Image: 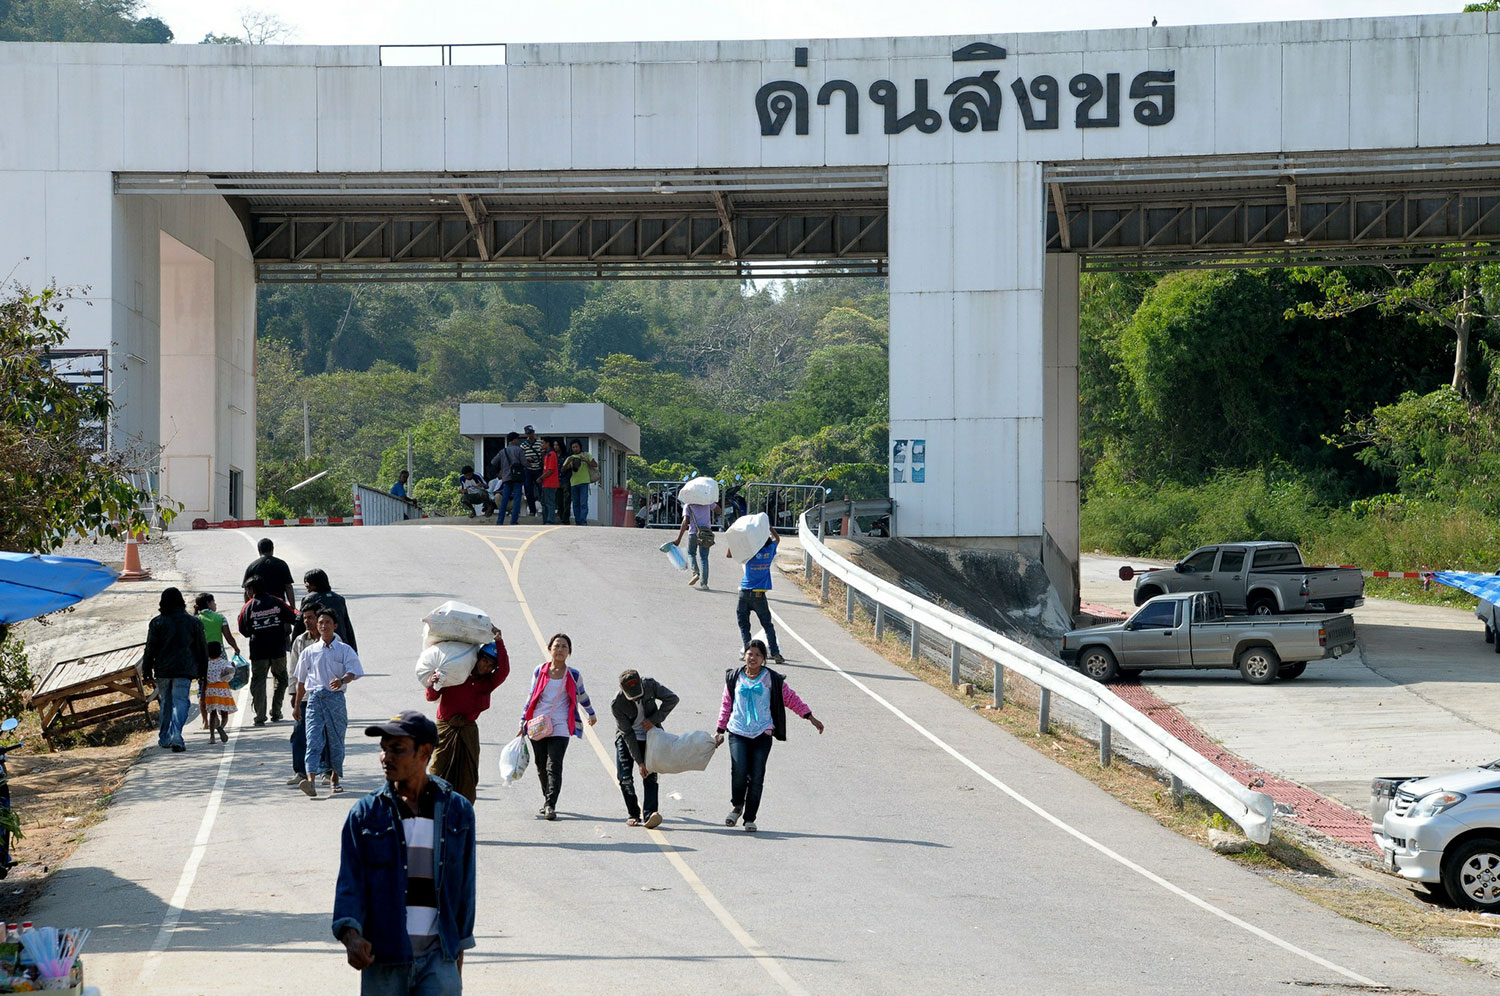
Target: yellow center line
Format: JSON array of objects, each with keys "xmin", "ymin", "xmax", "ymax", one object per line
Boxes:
[{"xmin": 443, "ymin": 525, "xmax": 810, "ymax": 996}]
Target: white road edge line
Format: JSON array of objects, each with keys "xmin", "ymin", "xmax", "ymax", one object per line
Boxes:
[
  {"xmin": 137, "ymin": 687, "xmax": 249, "ymax": 985},
  {"xmin": 769, "ymin": 608, "xmax": 1381, "ymax": 989}
]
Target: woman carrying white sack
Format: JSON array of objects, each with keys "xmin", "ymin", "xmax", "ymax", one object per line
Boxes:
[
  {"xmin": 609, "ymin": 669, "xmax": 679, "ymax": 829},
  {"xmin": 668, "ymin": 476, "xmax": 719, "ymax": 591},
  {"xmin": 423, "ymin": 628, "xmax": 508, "ymax": 804}
]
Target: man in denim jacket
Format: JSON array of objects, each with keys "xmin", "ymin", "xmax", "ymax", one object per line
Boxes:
[{"xmin": 333, "ymin": 711, "xmax": 477, "ymax": 995}]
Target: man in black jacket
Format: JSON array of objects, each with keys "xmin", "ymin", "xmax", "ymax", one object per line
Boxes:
[
  {"xmin": 141, "ymin": 587, "xmax": 209, "ymax": 753},
  {"xmin": 242, "ymin": 537, "xmax": 295, "ymax": 607},
  {"xmin": 609, "ymin": 669, "xmax": 679, "ymax": 829},
  {"xmin": 238, "ymin": 577, "xmax": 296, "ymax": 726},
  {"xmin": 300, "ymin": 568, "xmax": 357, "ymax": 652}
]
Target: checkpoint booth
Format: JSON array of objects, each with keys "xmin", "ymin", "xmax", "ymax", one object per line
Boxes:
[{"xmin": 459, "ymin": 403, "xmax": 641, "ymax": 526}]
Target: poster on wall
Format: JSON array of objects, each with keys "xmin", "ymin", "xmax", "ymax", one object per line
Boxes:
[{"xmin": 892, "ymin": 439, "xmax": 926, "ymax": 484}]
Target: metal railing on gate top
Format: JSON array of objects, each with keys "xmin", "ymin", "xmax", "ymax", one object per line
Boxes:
[
  {"xmin": 354, "ymin": 483, "xmax": 422, "ymax": 526},
  {"xmin": 800, "ymin": 500, "xmax": 1276, "ymax": 844},
  {"xmin": 746, "ymin": 482, "xmax": 829, "ymax": 534}
]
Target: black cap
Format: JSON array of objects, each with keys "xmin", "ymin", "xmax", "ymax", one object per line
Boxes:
[
  {"xmin": 524, "ymin": 424, "xmax": 535, "ymax": 432},
  {"xmin": 365, "ymin": 710, "xmax": 438, "ymax": 746},
  {"xmin": 619, "ymin": 669, "xmax": 643, "ymax": 699}
]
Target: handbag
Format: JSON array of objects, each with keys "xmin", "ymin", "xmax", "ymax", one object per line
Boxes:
[
  {"xmin": 527, "ymin": 715, "xmax": 554, "ymax": 740},
  {"xmin": 695, "ymin": 529, "xmax": 716, "ymax": 548},
  {"xmin": 228, "ymin": 654, "xmax": 250, "ymax": 690}
]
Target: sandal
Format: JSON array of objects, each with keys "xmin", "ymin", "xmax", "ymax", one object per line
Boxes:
[{"xmin": 626, "ymin": 817, "xmax": 642, "ymax": 827}]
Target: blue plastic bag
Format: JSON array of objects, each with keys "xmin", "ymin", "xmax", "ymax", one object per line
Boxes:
[
  {"xmin": 659, "ymin": 542, "xmax": 688, "ymax": 571},
  {"xmin": 228, "ymin": 653, "xmax": 250, "ymax": 691}
]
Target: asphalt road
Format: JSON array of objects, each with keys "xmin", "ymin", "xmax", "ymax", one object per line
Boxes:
[{"xmin": 24, "ymin": 526, "xmax": 1497, "ymax": 994}]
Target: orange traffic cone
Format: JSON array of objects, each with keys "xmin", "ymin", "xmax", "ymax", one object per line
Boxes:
[
  {"xmin": 120, "ymin": 529, "xmax": 152, "ymax": 581},
  {"xmin": 353, "ymin": 491, "xmax": 363, "ymax": 526}
]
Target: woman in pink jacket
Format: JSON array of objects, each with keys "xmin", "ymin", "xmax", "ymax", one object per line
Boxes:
[
  {"xmin": 713, "ymin": 639, "xmax": 824, "ymax": 832},
  {"xmin": 518, "ymin": 633, "xmax": 596, "ymax": 821}
]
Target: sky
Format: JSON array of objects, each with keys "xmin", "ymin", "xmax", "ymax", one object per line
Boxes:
[{"xmin": 144, "ymin": 1, "xmax": 1475, "ymax": 48}]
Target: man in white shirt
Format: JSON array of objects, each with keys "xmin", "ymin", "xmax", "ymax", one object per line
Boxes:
[{"xmin": 293, "ymin": 609, "xmax": 364, "ymax": 797}]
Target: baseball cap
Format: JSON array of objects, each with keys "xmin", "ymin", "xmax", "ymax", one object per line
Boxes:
[
  {"xmin": 524, "ymin": 424, "xmax": 535, "ymax": 432},
  {"xmin": 365, "ymin": 710, "xmax": 438, "ymax": 746},
  {"xmin": 618, "ymin": 669, "xmax": 643, "ymax": 699}
]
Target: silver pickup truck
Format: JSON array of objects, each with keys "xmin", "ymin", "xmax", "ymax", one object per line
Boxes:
[
  {"xmin": 1061, "ymin": 591, "xmax": 1357, "ymax": 683},
  {"xmin": 1128, "ymin": 541, "xmax": 1365, "ymax": 615}
]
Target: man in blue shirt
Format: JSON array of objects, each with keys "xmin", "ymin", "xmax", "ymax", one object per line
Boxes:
[
  {"xmin": 730, "ymin": 535, "xmax": 785, "ymax": 665},
  {"xmin": 334, "ymin": 710, "xmax": 476, "ymax": 994},
  {"xmin": 390, "ymin": 471, "xmax": 409, "ymax": 498}
]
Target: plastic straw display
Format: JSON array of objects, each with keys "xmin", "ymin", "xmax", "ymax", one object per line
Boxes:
[{"xmin": 18, "ymin": 927, "xmax": 88, "ymax": 981}]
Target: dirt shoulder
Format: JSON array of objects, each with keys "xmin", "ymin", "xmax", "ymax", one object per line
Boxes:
[{"xmin": 0, "ymin": 535, "xmax": 185, "ymax": 922}]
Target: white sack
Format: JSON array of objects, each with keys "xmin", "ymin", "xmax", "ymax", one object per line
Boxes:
[
  {"xmin": 498, "ymin": 734, "xmax": 530, "ymax": 782},
  {"xmin": 677, "ymin": 476, "xmax": 720, "ymax": 507},
  {"xmin": 422, "ymin": 600, "xmax": 492, "ymax": 644},
  {"xmin": 645, "ymin": 727, "xmax": 719, "ymax": 774},
  {"xmin": 415, "ymin": 641, "xmax": 479, "ymax": 688},
  {"xmin": 724, "ymin": 512, "xmax": 772, "ymax": 563}
]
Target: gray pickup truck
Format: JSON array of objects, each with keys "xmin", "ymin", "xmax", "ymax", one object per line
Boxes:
[
  {"xmin": 1128, "ymin": 541, "xmax": 1365, "ymax": 615},
  {"xmin": 1061, "ymin": 591, "xmax": 1357, "ymax": 683}
]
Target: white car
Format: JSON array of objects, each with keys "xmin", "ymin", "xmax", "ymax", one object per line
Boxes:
[{"xmin": 1372, "ymin": 763, "xmax": 1500, "ymax": 912}]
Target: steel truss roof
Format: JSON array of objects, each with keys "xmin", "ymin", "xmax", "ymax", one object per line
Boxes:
[
  {"xmin": 116, "ymin": 168, "xmax": 888, "ymax": 282},
  {"xmin": 1047, "ymin": 147, "xmax": 1500, "ymax": 271}
]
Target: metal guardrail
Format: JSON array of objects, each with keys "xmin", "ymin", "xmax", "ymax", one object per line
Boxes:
[
  {"xmin": 354, "ymin": 483, "xmax": 422, "ymax": 526},
  {"xmin": 800, "ymin": 500, "xmax": 1275, "ymax": 843}
]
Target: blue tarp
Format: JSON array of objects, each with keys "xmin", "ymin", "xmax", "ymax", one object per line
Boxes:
[
  {"xmin": 1432, "ymin": 570, "xmax": 1500, "ymax": 604},
  {"xmin": 0, "ymin": 552, "xmax": 118, "ymax": 625}
]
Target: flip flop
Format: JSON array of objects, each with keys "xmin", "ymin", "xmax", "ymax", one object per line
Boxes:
[{"xmin": 626, "ymin": 817, "xmax": 642, "ymax": 827}]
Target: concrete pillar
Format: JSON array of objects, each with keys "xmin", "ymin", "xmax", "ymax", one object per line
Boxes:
[{"xmin": 1044, "ymin": 253, "xmax": 1081, "ymax": 616}]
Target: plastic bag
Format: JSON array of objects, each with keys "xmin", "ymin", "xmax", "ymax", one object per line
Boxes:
[
  {"xmin": 724, "ymin": 512, "xmax": 772, "ymax": 563},
  {"xmin": 658, "ymin": 542, "xmax": 689, "ymax": 571},
  {"xmin": 678, "ymin": 476, "xmax": 720, "ymax": 506},
  {"xmin": 421, "ymin": 600, "xmax": 493, "ymax": 645},
  {"xmin": 415, "ymin": 641, "xmax": 479, "ymax": 689},
  {"xmin": 228, "ymin": 654, "xmax": 250, "ymax": 691},
  {"xmin": 645, "ymin": 727, "xmax": 719, "ymax": 774},
  {"xmin": 498, "ymin": 734, "xmax": 530, "ymax": 783}
]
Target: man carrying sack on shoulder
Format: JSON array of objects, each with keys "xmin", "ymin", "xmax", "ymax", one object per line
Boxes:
[{"xmin": 609, "ymin": 669, "xmax": 679, "ymax": 829}]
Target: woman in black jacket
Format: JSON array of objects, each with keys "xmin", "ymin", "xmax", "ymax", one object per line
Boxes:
[{"xmin": 142, "ymin": 587, "xmax": 208, "ymax": 752}]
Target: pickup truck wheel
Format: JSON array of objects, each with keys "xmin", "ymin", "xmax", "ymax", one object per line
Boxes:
[
  {"xmin": 1442, "ymin": 838, "xmax": 1500, "ymax": 912},
  {"xmin": 1237, "ymin": 646, "xmax": 1281, "ymax": 684},
  {"xmin": 1079, "ymin": 647, "xmax": 1120, "ymax": 683},
  {"xmin": 1247, "ymin": 597, "xmax": 1277, "ymax": 616},
  {"xmin": 1277, "ymin": 661, "xmax": 1307, "ymax": 679},
  {"xmin": 1134, "ymin": 586, "xmax": 1162, "ymax": 607}
]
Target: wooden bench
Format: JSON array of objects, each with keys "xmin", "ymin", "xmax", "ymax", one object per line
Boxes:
[{"xmin": 30, "ymin": 643, "xmax": 154, "ymax": 744}]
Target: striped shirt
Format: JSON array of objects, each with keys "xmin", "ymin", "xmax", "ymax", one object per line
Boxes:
[{"xmin": 397, "ymin": 782, "xmax": 439, "ymax": 955}]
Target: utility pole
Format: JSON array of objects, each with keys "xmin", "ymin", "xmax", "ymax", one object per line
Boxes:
[{"xmin": 303, "ymin": 400, "xmax": 311, "ymax": 460}]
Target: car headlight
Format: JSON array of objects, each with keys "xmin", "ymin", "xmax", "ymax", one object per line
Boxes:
[{"xmin": 1409, "ymin": 791, "xmax": 1466, "ymax": 818}]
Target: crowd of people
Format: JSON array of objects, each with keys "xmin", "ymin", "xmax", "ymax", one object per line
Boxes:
[
  {"xmin": 136, "ymin": 519, "xmax": 825, "ymax": 995},
  {"xmin": 439, "ymin": 425, "xmax": 601, "ymax": 527}
]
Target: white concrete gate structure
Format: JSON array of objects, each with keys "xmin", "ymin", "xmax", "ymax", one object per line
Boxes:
[{"xmin": 6, "ymin": 12, "xmax": 1500, "ymax": 607}]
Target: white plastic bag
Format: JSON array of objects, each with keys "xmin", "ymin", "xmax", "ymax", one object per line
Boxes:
[
  {"xmin": 498, "ymin": 734, "xmax": 530, "ymax": 783},
  {"xmin": 645, "ymin": 727, "xmax": 719, "ymax": 774},
  {"xmin": 724, "ymin": 512, "xmax": 772, "ymax": 563},
  {"xmin": 678, "ymin": 476, "xmax": 720, "ymax": 507},
  {"xmin": 422, "ymin": 600, "xmax": 492, "ymax": 644},
  {"xmin": 415, "ymin": 641, "xmax": 479, "ymax": 688}
]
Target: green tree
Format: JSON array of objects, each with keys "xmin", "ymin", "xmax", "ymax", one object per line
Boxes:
[
  {"xmin": 563, "ymin": 294, "xmax": 650, "ymax": 369},
  {"xmin": 0, "ymin": 285, "xmax": 174, "ymax": 551},
  {"xmin": 589, "ymin": 354, "xmax": 741, "ymax": 470},
  {"xmin": 0, "ymin": 0, "xmax": 172, "ymax": 41}
]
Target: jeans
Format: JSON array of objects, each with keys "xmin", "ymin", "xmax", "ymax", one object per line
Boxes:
[
  {"xmin": 614, "ymin": 733, "xmax": 657, "ymax": 820},
  {"xmin": 523, "ymin": 466, "xmax": 540, "ymax": 514},
  {"xmin": 539, "ymin": 482, "xmax": 556, "ymax": 523},
  {"xmin": 358, "ymin": 947, "xmax": 462, "ymax": 996},
  {"xmin": 571, "ymin": 483, "xmax": 590, "ymax": 525},
  {"xmin": 736, "ymin": 590, "xmax": 781, "ymax": 655},
  {"xmin": 156, "ymin": 677, "xmax": 193, "ymax": 748},
  {"xmin": 554, "ymin": 486, "xmax": 571, "ymax": 525},
  {"xmin": 291, "ymin": 709, "xmax": 332, "ymax": 777},
  {"xmin": 496, "ymin": 481, "xmax": 523, "ymax": 524},
  {"xmin": 304, "ymin": 688, "xmax": 348, "ymax": 778},
  {"xmin": 687, "ymin": 533, "xmax": 710, "ymax": 584},
  {"xmin": 533, "ymin": 736, "xmax": 569, "ymax": 808},
  {"xmin": 251, "ymin": 655, "xmax": 288, "ymax": 724},
  {"xmin": 728, "ymin": 732, "xmax": 774, "ymax": 822}
]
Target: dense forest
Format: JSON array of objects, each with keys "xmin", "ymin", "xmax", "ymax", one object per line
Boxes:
[{"xmin": 254, "ymin": 279, "xmax": 890, "ymax": 518}]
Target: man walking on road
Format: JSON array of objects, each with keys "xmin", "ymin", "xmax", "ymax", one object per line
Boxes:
[
  {"xmin": 294, "ymin": 609, "xmax": 364, "ymax": 797},
  {"xmin": 142, "ymin": 587, "xmax": 208, "ymax": 753},
  {"xmin": 491, "ymin": 432, "xmax": 527, "ymax": 525},
  {"xmin": 334, "ymin": 710, "xmax": 476, "ymax": 995},
  {"xmin": 242, "ymin": 537, "xmax": 296, "ymax": 607},
  {"xmin": 609, "ymin": 669, "xmax": 678, "ymax": 829},
  {"xmin": 519, "ymin": 424, "xmax": 544, "ymax": 517},
  {"xmin": 301, "ymin": 568, "xmax": 358, "ymax": 651},
  {"xmin": 238, "ymin": 578, "xmax": 296, "ymax": 726}
]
